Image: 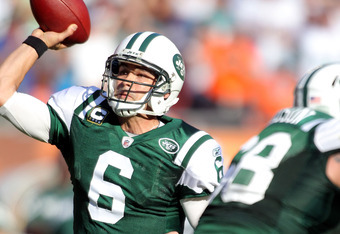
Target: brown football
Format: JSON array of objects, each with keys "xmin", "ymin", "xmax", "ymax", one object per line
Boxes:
[{"xmin": 29, "ymin": 0, "xmax": 91, "ymax": 45}]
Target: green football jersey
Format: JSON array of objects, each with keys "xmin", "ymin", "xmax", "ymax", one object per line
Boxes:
[
  {"xmin": 47, "ymin": 86, "xmax": 224, "ymax": 233},
  {"xmin": 196, "ymin": 107, "xmax": 340, "ymax": 234}
]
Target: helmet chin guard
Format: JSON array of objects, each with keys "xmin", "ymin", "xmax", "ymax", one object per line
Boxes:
[
  {"xmin": 100, "ymin": 31, "xmax": 185, "ymax": 117},
  {"xmin": 107, "ymin": 92, "xmax": 150, "ymax": 117}
]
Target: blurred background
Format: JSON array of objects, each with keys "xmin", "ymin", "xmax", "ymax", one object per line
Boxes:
[{"xmin": 1, "ymin": 0, "xmax": 340, "ymax": 233}]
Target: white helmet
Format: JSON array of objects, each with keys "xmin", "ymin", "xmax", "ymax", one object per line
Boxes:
[
  {"xmin": 101, "ymin": 31, "xmax": 185, "ymax": 117},
  {"xmin": 294, "ymin": 63, "xmax": 340, "ymax": 118}
]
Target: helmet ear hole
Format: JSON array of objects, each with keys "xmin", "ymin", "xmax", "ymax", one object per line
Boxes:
[
  {"xmin": 164, "ymin": 93, "xmax": 170, "ymax": 100},
  {"xmin": 111, "ymin": 59, "xmax": 119, "ymax": 75}
]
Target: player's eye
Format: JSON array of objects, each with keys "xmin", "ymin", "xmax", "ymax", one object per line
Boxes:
[{"xmin": 117, "ymin": 68, "xmax": 129, "ymax": 77}]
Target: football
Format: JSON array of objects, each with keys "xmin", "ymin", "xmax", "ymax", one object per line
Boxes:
[{"xmin": 29, "ymin": 0, "xmax": 91, "ymax": 45}]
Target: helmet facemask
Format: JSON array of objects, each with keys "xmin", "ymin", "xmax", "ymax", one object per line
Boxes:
[{"xmin": 101, "ymin": 55, "xmax": 171, "ymax": 117}]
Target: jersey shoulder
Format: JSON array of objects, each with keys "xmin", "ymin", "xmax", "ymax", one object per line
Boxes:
[
  {"xmin": 162, "ymin": 116, "xmax": 200, "ymax": 133},
  {"xmin": 314, "ymin": 118, "xmax": 340, "ymax": 153},
  {"xmin": 162, "ymin": 116, "xmax": 224, "ymax": 190},
  {"xmin": 161, "ymin": 116, "xmax": 217, "ymax": 161},
  {"xmin": 232, "ymin": 107, "xmax": 332, "ymax": 164},
  {"xmin": 47, "ymin": 86, "xmax": 103, "ymax": 129},
  {"xmin": 270, "ymin": 107, "xmax": 331, "ymax": 132}
]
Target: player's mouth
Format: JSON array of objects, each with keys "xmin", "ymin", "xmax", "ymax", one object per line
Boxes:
[{"xmin": 115, "ymin": 91, "xmax": 133, "ymax": 101}]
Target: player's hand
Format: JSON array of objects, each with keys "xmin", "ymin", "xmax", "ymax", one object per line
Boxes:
[{"xmin": 31, "ymin": 24, "xmax": 78, "ymax": 50}]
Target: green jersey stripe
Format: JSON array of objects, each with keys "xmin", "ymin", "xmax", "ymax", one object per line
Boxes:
[
  {"xmin": 76, "ymin": 94, "xmax": 106, "ymax": 120},
  {"xmin": 174, "ymin": 131, "xmax": 208, "ymax": 167},
  {"xmin": 74, "ymin": 90, "xmax": 101, "ymax": 116},
  {"xmin": 181, "ymin": 135, "xmax": 213, "ymax": 168}
]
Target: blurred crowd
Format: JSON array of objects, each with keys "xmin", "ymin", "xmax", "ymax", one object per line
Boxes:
[
  {"xmin": 2, "ymin": 0, "xmax": 340, "ymax": 233},
  {"xmin": 1, "ymin": 0, "xmax": 340, "ymax": 125}
]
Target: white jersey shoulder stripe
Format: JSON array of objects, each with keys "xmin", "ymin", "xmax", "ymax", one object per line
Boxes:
[
  {"xmin": 301, "ymin": 118, "xmax": 328, "ymax": 132},
  {"xmin": 314, "ymin": 119, "xmax": 340, "ymax": 153},
  {"xmin": 48, "ymin": 86, "xmax": 99, "ymax": 133},
  {"xmin": 174, "ymin": 130, "xmax": 208, "ymax": 167}
]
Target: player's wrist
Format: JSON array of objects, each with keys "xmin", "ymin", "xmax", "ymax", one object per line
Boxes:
[{"xmin": 22, "ymin": 36, "xmax": 48, "ymax": 58}]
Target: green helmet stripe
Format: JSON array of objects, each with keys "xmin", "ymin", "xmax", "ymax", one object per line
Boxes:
[
  {"xmin": 125, "ymin": 32, "xmax": 161, "ymax": 52},
  {"xmin": 302, "ymin": 74, "xmax": 312, "ymax": 107},
  {"xmin": 126, "ymin": 32, "xmax": 143, "ymax": 49},
  {"xmin": 296, "ymin": 65, "xmax": 325, "ymax": 107},
  {"xmin": 139, "ymin": 33, "xmax": 161, "ymax": 52}
]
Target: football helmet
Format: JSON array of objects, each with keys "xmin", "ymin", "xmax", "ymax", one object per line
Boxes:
[
  {"xmin": 101, "ymin": 31, "xmax": 185, "ymax": 117},
  {"xmin": 294, "ymin": 63, "xmax": 340, "ymax": 118}
]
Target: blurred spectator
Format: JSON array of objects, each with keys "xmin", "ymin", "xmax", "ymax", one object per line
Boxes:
[
  {"xmin": 67, "ymin": 0, "xmax": 119, "ymax": 87},
  {"xmin": 297, "ymin": 0, "xmax": 340, "ymax": 75},
  {"xmin": 229, "ymin": 0, "xmax": 306, "ymax": 72},
  {"xmin": 24, "ymin": 157, "xmax": 73, "ymax": 234},
  {"xmin": 0, "ymin": 0, "xmax": 13, "ymax": 50},
  {"xmin": 171, "ymin": 0, "xmax": 219, "ymax": 25},
  {"xmin": 201, "ymin": 30, "xmax": 264, "ymax": 109}
]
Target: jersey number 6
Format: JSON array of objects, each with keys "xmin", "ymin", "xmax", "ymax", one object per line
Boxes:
[{"xmin": 88, "ymin": 151, "xmax": 134, "ymax": 224}]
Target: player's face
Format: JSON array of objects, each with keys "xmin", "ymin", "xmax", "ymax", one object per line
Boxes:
[{"xmin": 114, "ymin": 63, "xmax": 156, "ymax": 102}]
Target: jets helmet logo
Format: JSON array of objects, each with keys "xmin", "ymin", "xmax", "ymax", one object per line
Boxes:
[{"xmin": 173, "ymin": 54, "xmax": 185, "ymax": 81}]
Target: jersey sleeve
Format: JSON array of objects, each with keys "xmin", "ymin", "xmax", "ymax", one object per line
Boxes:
[
  {"xmin": 47, "ymin": 86, "xmax": 98, "ymax": 144},
  {"xmin": 314, "ymin": 118, "xmax": 340, "ymax": 153},
  {"xmin": 0, "ymin": 92, "xmax": 50, "ymax": 142},
  {"xmin": 175, "ymin": 131, "xmax": 224, "ymax": 199}
]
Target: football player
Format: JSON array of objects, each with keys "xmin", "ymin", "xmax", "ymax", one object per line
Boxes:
[
  {"xmin": 0, "ymin": 25, "xmax": 224, "ymax": 233},
  {"xmin": 195, "ymin": 63, "xmax": 340, "ymax": 233}
]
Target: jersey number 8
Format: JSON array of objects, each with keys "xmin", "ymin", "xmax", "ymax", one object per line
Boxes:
[{"xmin": 222, "ymin": 132, "xmax": 292, "ymax": 205}]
